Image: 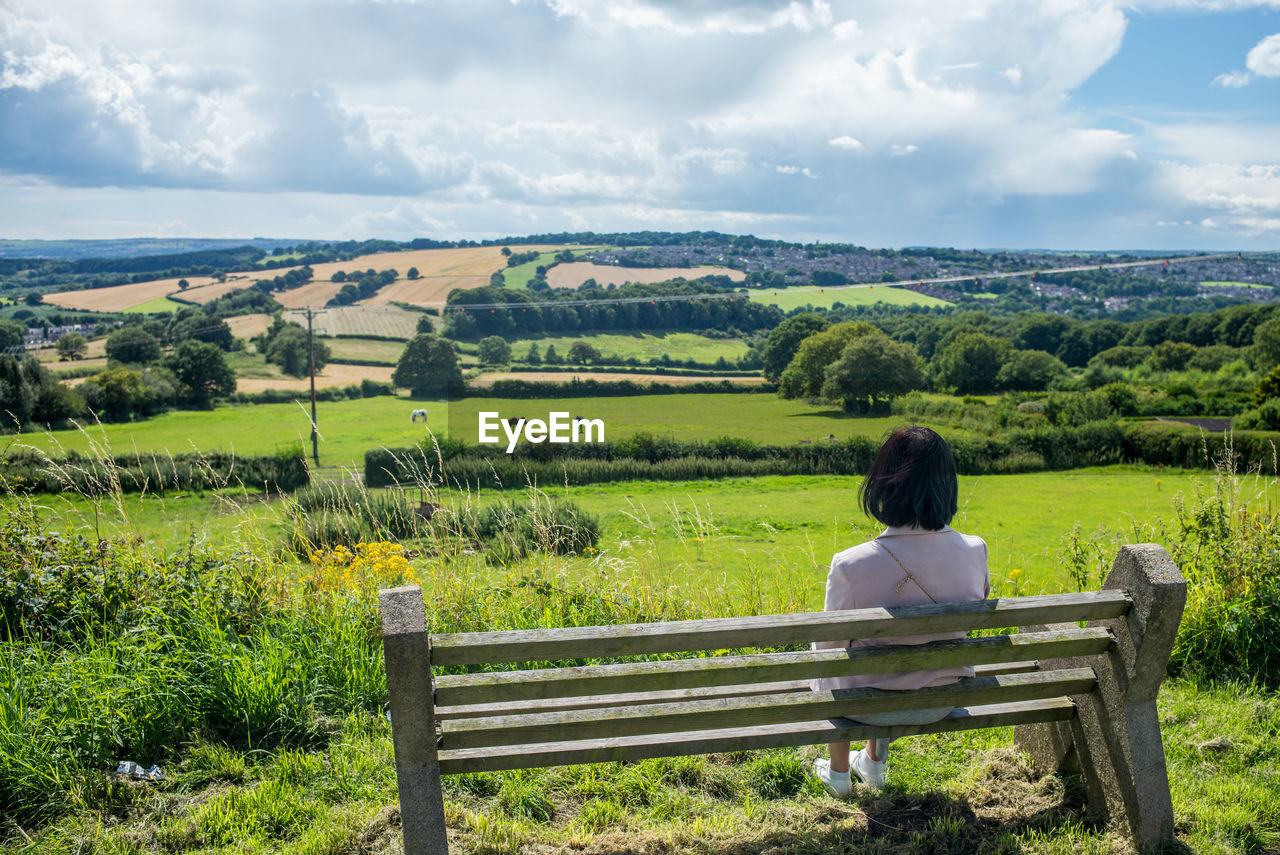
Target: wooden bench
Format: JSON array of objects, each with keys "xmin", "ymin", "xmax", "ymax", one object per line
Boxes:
[{"xmin": 379, "ymin": 543, "xmax": 1186, "ymax": 854}]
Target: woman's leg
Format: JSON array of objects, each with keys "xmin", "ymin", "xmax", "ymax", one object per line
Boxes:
[
  {"xmin": 828, "ymin": 741, "xmax": 851, "ymax": 773},
  {"xmin": 866, "ymin": 738, "xmax": 887, "ymax": 762}
]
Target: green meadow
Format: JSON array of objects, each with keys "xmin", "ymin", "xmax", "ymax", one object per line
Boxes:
[
  {"xmin": 122, "ymin": 296, "xmax": 188, "ymax": 313},
  {"xmin": 753, "ymin": 285, "xmax": 951, "ymax": 312},
  {"xmin": 499, "ymin": 331, "xmax": 751, "ymax": 363},
  {"xmin": 16, "ymin": 393, "xmax": 901, "ymax": 469}
]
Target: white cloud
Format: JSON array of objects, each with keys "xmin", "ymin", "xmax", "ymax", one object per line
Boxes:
[
  {"xmin": 828, "ymin": 135, "xmax": 863, "ymax": 150},
  {"xmin": 1247, "ymin": 32, "xmax": 1280, "ymax": 77},
  {"xmin": 1213, "ymin": 70, "xmax": 1252, "ymax": 87},
  {"xmin": 544, "ymin": 0, "xmax": 834, "ymax": 35},
  {"xmin": 1002, "ymin": 66, "xmax": 1023, "ymax": 85},
  {"xmin": 889, "ymin": 144, "xmax": 918, "ymax": 156}
]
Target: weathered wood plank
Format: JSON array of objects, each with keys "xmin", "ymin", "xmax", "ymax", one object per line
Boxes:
[
  {"xmin": 429, "ymin": 591, "xmax": 1131, "ymax": 666},
  {"xmin": 434, "ymin": 661, "xmax": 1045, "ymax": 721},
  {"xmin": 434, "ymin": 629, "xmax": 1111, "ymax": 707},
  {"xmin": 440, "ymin": 668, "xmax": 1096, "ymax": 751},
  {"xmin": 437, "ymin": 697, "xmax": 1077, "ymax": 774}
]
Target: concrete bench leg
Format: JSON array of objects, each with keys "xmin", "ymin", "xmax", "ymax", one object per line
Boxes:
[
  {"xmin": 1016, "ymin": 544, "xmax": 1185, "ymax": 852},
  {"xmin": 381, "ymin": 586, "xmax": 450, "ymax": 855}
]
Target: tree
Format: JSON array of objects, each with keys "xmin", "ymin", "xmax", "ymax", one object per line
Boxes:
[
  {"xmin": 820, "ymin": 334, "xmax": 925, "ymax": 414},
  {"xmin": 0, "ymin": 355, "xmax": 35, "ymax": 430},
  {"xmin": 177, "ymin": 278, "xmax": 190, "ymax": 290},
  {"xmin": 393, "ymin": 334, "xmax": 463, "ymax": 397},
  {"xmin": 1254, "ymin": 364, "xmax": 1280, "ymax": 406},
  {"xmin": 1251, "ymin": 317, "xmax": 1280, "ymax": 372},
  {"xmin": 996, "ymin": 349, "xmax": 1070, "ymax": 391},
  {"xmin": 170, "ymin": 310, "xmax": 233, "ymax": 350},
  {"xmin": 79, "ymin": 366, "xmax": 172, "ymax": 422},
  {"xmin": 544, "ymin": 344, "xmax": 561, "ymax": 365},
  {"xmin": 0, "ymin": 317, "xmax": 25, "ymax": 350},
  {"xmin": 416, "ymin": 314, "xmax": 434, "ymax": 334},
  {"xmin": 56, "ymin": 332, "xmax": 87, "ymax": 361},
  {"xmin": 779, "ymin": 321, "xmax": 877, "ymax": 399},
  {"xmin": 1146, "ymin": 340, "xmax": 1197, "ymax": 372},
  {"xmin": 759, "ymin": 313, "xmax": 828, "ymax": 382},
  {"xmin": 489, "ymin": 271, "xmax": 506, "ymax": 288},
  {"xmin": 525, "ymin": 343, "xmax": 542, "ymax": 365},
  {"xmin": 932, "ymin": 332, "xmax": 1012, "ymax": 394},
  {"xmin": 567, "ymin": 340, "xmax": 600, "ymax": 364},
  {"xmin": 266, "ymin": 323, "xmax": 329, "ymax": 378},
  {"xmin": 166, "ymin": 340, "xmax": 235, "ymax": 406},
  {"xmin": 477, "ymin": 335, "xmax": 513, "ymax": 364},
  {"xmin": 106, "ymin": 326, "xmax": 161, "ymax": 364},
  {"xmin": 407, "ymin": 267, "xmax": 420, "ymax": 280}
]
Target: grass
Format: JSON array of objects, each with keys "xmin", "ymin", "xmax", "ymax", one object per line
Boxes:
[
  {"xmin": 497, "ymin": 332, "xmax": 751, "ymax": 363},
  {"xmin": 123, "ymin": 296, "xmax": 188, "ymax": 313},
  {"xmin": 504, "ymin": 251, "xmax": 564, "ymax": 288},
  {"xmin": 753, "ymin": 285, "xmax": 951, "ymax": 311},
  {"xmin": 315, "ymin": 305, "xmax": 420, "ymax": 339},
  {"xmin": 15, "ymin": 393, "xmax": 910, "ymax": 470},
  {"xmin": 321, "ymin": 337, "xmax": 404, "ymax": 365},
  {"xmin": 4, "ymin": 471, "xmax": 1279, "ymax": 853}
]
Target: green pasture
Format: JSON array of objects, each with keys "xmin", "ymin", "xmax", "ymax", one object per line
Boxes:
[
  {"xmin": 8, "ymin": 466, "xmax": 1255, "ymax": 606},
  {"xmin": 122, "ymin": 296, "xmax": 186, "ymax": 313},
  {"xmin": 321, "ymin": 336, "xmax": 404, "ymax": 365},
  {"xmin": 17, "ymin": 393, "xmax": 904, "ymax": 470},
  {"xmin": 503, "ymin": 251, "xmax": 563, "ymax": 288},
  {"xmin": 753, "ymin": 285, "xmax": 951, "ymax": 312},
  {"xmin": 501, "ymin": 332, "xmax": 751, "ymax": 363},
  {"xmin": 1201, "ymin": 280, "xmax": 1272, "ymax": 290}
]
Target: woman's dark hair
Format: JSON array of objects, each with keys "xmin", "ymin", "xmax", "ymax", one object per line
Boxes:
[{"xmin": 860, "ymin": 426, "xmax": 958, "ymax": 530}]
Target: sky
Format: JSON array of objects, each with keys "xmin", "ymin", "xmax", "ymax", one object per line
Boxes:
[{"xmin": 0, "ymin": 0, "xmax": 1277, "ymax": 250}]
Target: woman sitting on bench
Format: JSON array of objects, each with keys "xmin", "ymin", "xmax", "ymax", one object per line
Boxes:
[{"xmin": 813, "ymin": 426, "xmax": 991, "ymax": 795}]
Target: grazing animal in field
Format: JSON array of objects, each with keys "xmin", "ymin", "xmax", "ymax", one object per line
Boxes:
[{"xmin": 411, "ymin": 409, "xmax": 428, "ymax": 423}]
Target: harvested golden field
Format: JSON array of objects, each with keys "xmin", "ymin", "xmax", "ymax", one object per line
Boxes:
[
  {"xmin": 470, "ymin": 371, "xmax": 766, "ymax": 387},
  {"xmin": 273, "ymin": 279, "xmax": 347, "ymax": 309},
  {"xmin": 362, "ymin": 245, "xmax": 573, "ymax": 307},
  {"xmin": 178, "ymin": 275, "xmax": 261, "ymax": 305},
  {"xmin": 225, "ymin": 313, "xmax": 272, "ymax": 339},
  {"xmin": 234, "ymin": 363, "xmax": 394, "ymax": 393},
  {"xmin": 44, "ymin": 276, "xmax": 216, "ymax": 312},
  {"xmin": 546, "ymin": 262, "xmax": 745, "ymax": 289}
]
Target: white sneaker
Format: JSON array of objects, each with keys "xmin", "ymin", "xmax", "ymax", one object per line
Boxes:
[
  {"xmin": 851, "ymin": 746, "xmax": 886, "ymax": 789},
  {"xmin": 813, "ymin": 758, "xmax": 852, "ymax": 798}
]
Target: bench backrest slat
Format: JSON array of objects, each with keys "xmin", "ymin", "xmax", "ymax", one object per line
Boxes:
[
  {"xmin": 433, "ymin": 626, "xmax": 1113, "ymax": 707},
  {"xmin": 427, "ymin": 591, "xmax": 1131, "ymax": 666},
  {"xmin": 439, "ymin": 667, "xmax": 1097, "ymax": 751}
]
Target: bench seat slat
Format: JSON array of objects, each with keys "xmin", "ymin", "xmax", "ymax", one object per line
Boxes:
[
  {"xmin": 439, "ymin": 667, "xmax": 1096, "ymax": 751},
  {"xmin": 434, "ymin": 662, "xmax": 1043, "ymax": 721},
  {"xmin": 429, "ymin": 591, "xmax": 1131, "ymax": 666},
  {"xmin": 437, "ymin": 697, "xmax": 1076, "ymax": 775},
  {"xmin": 433, "ymin": 628, "xmax": 1111, "ymax": 707}
]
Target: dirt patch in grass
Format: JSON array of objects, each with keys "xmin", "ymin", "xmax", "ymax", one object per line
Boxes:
[{"xmin": 546, "ymin": 262, "xmax": 746, "ymax": 289}]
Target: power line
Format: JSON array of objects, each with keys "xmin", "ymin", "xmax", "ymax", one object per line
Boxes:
[{"xmin": 288, "ymin": 307, "xmax": 326, "ymax": 466}]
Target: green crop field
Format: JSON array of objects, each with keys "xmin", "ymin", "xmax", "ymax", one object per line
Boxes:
[
  {"xmin": 322, "ymin": 336, "xmax": 404, "ymax": 364},
  {"xmin": 503, "ymin": 251, "xmax": 562, "ymax": 288},
  {"xmin": 505, "ymin": 332, "xmax": 751, "ymax": 362},
  {"xmin": 753, "ymin": 285, "xmax": 951, "ymax": 311},
  {"xmin": 122, "ymin": 296, "xmax": 187, "ymax": 313},
  {"xmin": 18, "ymin": 393, "xmax": 902, "ymax": 470}
]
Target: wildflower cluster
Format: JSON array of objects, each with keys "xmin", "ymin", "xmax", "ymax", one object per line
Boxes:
[{"xmin": 305, "ymin": 540, "xmax": 416, "ymax": 592}]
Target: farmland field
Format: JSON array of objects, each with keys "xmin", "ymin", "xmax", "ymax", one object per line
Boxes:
[
  {"xmin": 44, "ymin": 275, "xmax": 217, "ymax": 311},
  {"xmin": 178, "ymin": 275, "xmax": 260, "ymax": 304},
  {"xmin": 470, "ymin": 370, "xmax": 766, "ymax": 386},
  {"xmin": 225, "ymin": 312, "xmax": 272, "ymax": 338},
  {"xmin": 30, "ymin": 338, "xmax": 107, "ymax": 361},
  {"xmin": 754, "ymin": 284, "xmax": 952, "ymax": 311},
  {"xmin": 546, "ymin": 261, "xmax": 746, "ymax": 289},
  {"xmin": 20, "ymin": 392, "xmax": 904, "ymax": 470},
  {"xmin": 505, "ymin": 331, "xmax": 751, "ymax": 362},
  {"xmin": 123, "ymin": 296, "xmax": 189, "ymax": 313},
  {"xmin": 322, "ymin": 336, "xmax": 404, "ymax": 364},
  {"xmin": 318, "ymin": 304, "xmax": 420, "ymax": 338}
]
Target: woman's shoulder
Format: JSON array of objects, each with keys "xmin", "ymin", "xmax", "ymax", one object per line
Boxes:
[
  {"xmin": 946, "ymin": 527, "xmax": 989, "ymax": 560},
  {"xmin": 830, "ymin": 540, "xmax": 881, "ymax": 571}
]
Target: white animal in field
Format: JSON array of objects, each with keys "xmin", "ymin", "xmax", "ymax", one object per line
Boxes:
[{"xmin": 411, "ymin": 409, "xmax": 428, "ymax": 423}]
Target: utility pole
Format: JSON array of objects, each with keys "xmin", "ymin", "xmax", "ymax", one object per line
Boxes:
[{"xmin": 289, "ymin": 307, "xmax": 325, "ymax": 465}]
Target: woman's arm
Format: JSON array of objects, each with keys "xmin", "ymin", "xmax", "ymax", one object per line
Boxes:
[{"xmin": 813, "ymin": 559, "xmax": 856, "ymax": 651}]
